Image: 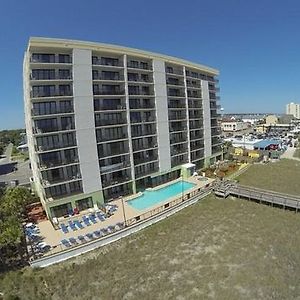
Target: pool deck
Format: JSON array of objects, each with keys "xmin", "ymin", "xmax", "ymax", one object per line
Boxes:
[{"xmin": 34, "ymin": 176, "xmax": 214, "ymax": 254}]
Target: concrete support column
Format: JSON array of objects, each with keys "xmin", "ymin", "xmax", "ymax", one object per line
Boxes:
[
  {"xmin": 153, "ymin": 59, "xmax": 171, "ymax": 172},
  {"xmin": 124, "ymin": 54, "xmax": 136, "ymax": 194},
  {"xmin": 202, "ymin": 80, "xmax": 212, "ymax": 163},
  {"xmin": 73, "ymin": 48, "xmax": 102, "ymax": 194}
]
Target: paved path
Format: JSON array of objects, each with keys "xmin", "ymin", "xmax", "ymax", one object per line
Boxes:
[
  {"xmin": 0, "ymin": 143, "xmax": 13, "ymax": 164},
  {"xmin": 281, "ymin": 146, "xmax": 300, "ymax": 161}
]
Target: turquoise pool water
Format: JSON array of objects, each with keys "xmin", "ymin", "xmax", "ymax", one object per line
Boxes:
[{"xmin": 127, "ymin": 181, "xmax": 196, "ymax": 211}]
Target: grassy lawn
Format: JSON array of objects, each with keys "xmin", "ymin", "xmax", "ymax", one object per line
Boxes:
[
  {"xmin": 237, "ymin": 159, "xmax": 300, "ymax": 195},
  {"xmin": 1, "ymin": 195, "xmax": 300, "ymax": 299},
  {"xmin": 294, "ymin": 148, "xmax": 300, "ymax": 159}
]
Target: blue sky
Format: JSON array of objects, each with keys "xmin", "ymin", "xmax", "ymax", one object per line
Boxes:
[{"xmin": 0, "ymin": 0, "xmax": 300, "ymax": 129}]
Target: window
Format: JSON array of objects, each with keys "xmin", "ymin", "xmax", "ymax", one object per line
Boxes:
[
  {"xmin": 58, "ymin": 54, "xmax": 71, "ymax": 63},
  {"xmin": 32, "ymin": 85, "xmax": 55, "ymax": 97},
  {"xmin": 59, "ymin": 100, "xmax": 73, "ymax": 113},
  {"xmin": 59, "ymin": 85, "xmax": 72, "ymax": 96},
  {"xmin": 61, "ymin": 116, "xmax": 74, "ymax": 130},
  {"xmin": 31, "ymin": 69, "xmax": 55, "ymax": 80},
  {"xmin": 59, "ymin": 69, "xmax": 71, "ymax": 79},
  {"xmin": 32, "ymin": 53, "xmax": 55, "ymax": 63},
  {"xmin": 36, "ymin": 135, "xmax": 60, "ymax": 150},
  {"xmin": 32, "ymin": 102, "xmax": 56, "ymax": 115},
  {"xmin": 61, "ymin": 132, "xmax": 76, "ymax": 147},
  {"xmin": 129, "ymin": 60, "xmax": 139, "ymax": 68},
  {"xmin": 34, "ymin": 118, "xmax": 58, "ymax": 133}
]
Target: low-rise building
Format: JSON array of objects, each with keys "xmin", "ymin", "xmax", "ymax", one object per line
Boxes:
[{"xmin": 221, "ymin": 120, "xmax": 248, "ymax": 132}]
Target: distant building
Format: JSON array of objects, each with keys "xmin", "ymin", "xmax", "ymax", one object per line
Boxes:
[
  {"xmin": 265, "ymin": 115, "xmax": 279, "ymax": 125},
  {"xmin": 286, "ymin": 102, "xmax": 300, "ymax": 119},
  {"xmin": 221, "ymin": 120, "xmax": 248, "ymax": 132}
]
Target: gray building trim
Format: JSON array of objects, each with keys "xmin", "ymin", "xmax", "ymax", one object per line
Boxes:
[
  {"xmin": 202, "ymin": 80, "xmax": 212, "ymax": 158},
  {"xmin": 73, "ymin": 48, "xmax": 102, "ymax": 193},
  {"xmin": 153, "ymin": 59, "xmax": 171, "ymax": 172}
]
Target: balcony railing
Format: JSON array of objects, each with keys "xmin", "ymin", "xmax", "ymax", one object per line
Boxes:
[
  {"xmin": 30, "ymin": 74, "xmax": 72, "ymax": 80},
  {"xmin": 36, "ymin": 143, "xmax": 77, "ymax": 152},
  {"xmin": 129, "ymin": 103, "xmax": 155, "ymax": 109},
  {"xmin": 33, "ymin": 124, "xmax": 75, "ymax": 134},
  {"xmin": 168, "ymin": 91, "xmax": 185, "ymax": 97},
  {"xmin": 127, "ymin": 63, "xmax": 152, "ymax": 70},
  {"xmin": 102, "ymin": 176, "xmax": 131, "ymax": 188},
  {"xmin": 95, "ymin": 119, "xmax": 127, "ymax": 127},
  {"xmin": 128, "ymin": 77, "xmax": 153, "ymax": 83},
  {"xmin": 187, "ymin": 82, "xmax": 201, "ymax": 88},
  {"xmin": 42, "ymin": 173, "xmax": 81, "ymax": 186},
  {"xmin": 32, "ymin": 107, "xmax": 73, "ymax": 116},
  {"xmin": 93, "ymin": 89, "xmax": 125, "ymax": 95},
  {"xmin": 31, "ymin": 90, "xmax": 72, "ymax": 98},
  {"xmin": 92, "ymin": 58, "xmax": 123, "ymax": 67},
  {"xmin": 30, "ymin": 57, "xmax": 72, "ymax": 64},
  {"xmin": 128, "ymin": 90, "xmax": 153, "ymax": 96},
  {"xmin": 170, "ymin": 126, "xmax": 187, "ymax": 132},
  {"xmin": 100, "ymin": 161, "xmax": 131, "ymax": 174},
  {"xmin": 94, "ymin": 104, "xmax": 126, "ymax": 111},
  {"xmin": 131, "ymin": 116, "xmax": 155, "ymax": 124},
  {"xmin": 97, "ymin": 133, "xmax": 127, "ymax": 142},
  {"xmin": 165, "ymin": 68, "xmax": 183, "ymax": 75},
  {"xmin": 39, "ymin": 158, "xmax": 79, "ymax": 169},
  {"xmin": 93, "ymin": 75, "xmax": 124, "ymax": 81}
]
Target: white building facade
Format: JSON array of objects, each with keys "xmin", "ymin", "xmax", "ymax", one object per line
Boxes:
[
  {"xmin": 23, "ymin": 37, "xmax": 222, "ymax": 219},
  {"xmin": 286, "ymin": 102, "xmax": 300, "ymax": 119}
]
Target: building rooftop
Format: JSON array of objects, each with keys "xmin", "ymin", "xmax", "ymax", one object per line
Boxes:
[{"xmin": 27, "ymin": 37, "xmax": 219, "ymax": 75}]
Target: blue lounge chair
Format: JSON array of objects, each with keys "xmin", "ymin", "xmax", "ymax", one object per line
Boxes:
[
  {"xmin": 61, "ymin": 239, "xmax": 71, "ymax": 247},
  {"xmin": 69, "ymin": 237, "xmax": 77, "ymax": 244},
  {"xmin": 86, "ymin": 232, "xmax": 94, "ymax": 240},
  {"xmin": 60, "ymin": 223, "xmax": 69, "ymax": 234},
  {"xmin": 89, "ymin": 214, "xmax": 97, "ymax": 224},
  {"xmin": 68, "ymin": 220, "xmax": 77, "ymax": 231},
  {"xmin": 116, "ymin": 222, "xmax": 124, "ymax": 229},
  {"xmin": 78, "ymin": 235, "xmax": 85, "ymax": 242},
  {"xmin": 96, "ymin": 212, "xmax": 106, "ymax": 221},
  {"xmin": 82, "ymin": 216, "xmax": 91, "ymax": 226},
  {"xmin": 74, "ymin": 219, "xmax": 84, "ymax": 229},
  {"xmin": 93, "ymin": 230, "xmax": 101, "ymax": 237},
  {"xmin": 107, "ymin": 225, "xmax": 115, "ymax": 233}
]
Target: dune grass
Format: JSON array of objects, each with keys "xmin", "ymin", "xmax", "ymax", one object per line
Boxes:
[
  {"xmin": 237, "ymin": 159, "xmax": 300, "ymax": 196},
  {"xmin": 1, "ymin": 194, "xmax": 300, "ymax": 299}
]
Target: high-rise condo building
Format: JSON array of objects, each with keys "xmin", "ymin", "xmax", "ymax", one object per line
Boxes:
[
  {"xmin": 286, "ymin": 102, "xmax": 300, "ymax": 119},
  {"xmin": 23, "ymin": 37, "xmax": 222, "ymax": 219}
]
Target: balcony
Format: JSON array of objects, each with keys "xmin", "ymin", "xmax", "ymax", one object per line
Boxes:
[
  {"xmin": 135, "ymin": 165, "xmax": 159, "ymax": 178},
  {"xmin": 168, "ymin": 101, "xmax": 186, "ymax": 109},
  {"xmin": 128, "ymin": 89, "xmax": 153, "ymax": 96},
  {"xmin": 191, "ymin": 142, "xmax": 204, "ymax": 151},
  {"xmin": 93, "ymin": 88, "xmax": 125, "ymax": 96},
  {"xmin": 31, "ymin": 90, "xmax": 72, "ymax": 98},
  {"xmin": 30, "ymin": 74, "xmax": 72, "ymax": 81},
  {"xmin": 170, "ymin": 136, "xmax": 187, "ymax": 144},
  {"xmin": 169, "ymin": 112, "xmax": 186, "ymax": 121},
  {"xmin": 134, "ymin": 155, "xmax": 158, "ymax": 165},
  {"xmin": 187, "ymin": 91, "xmax": 201, "ymax": 99},
  {"xmin": 32, "ymin": 107, "xmax": 73, "ymax": 117},
  {"xmin": 171, "ymin": 147, "xmax": 188, "ymax": 156},
  {"xmin": 168, "ymin": 90, "xmax": 185, "ymax": 98},
  {"xmin": 128, "ymin": 76, "xmax": 153, "ymax": 83},
  {"xmin": 30, "ymin": 55, "xmax": 72, "ymax": 64},
  {"xmin": 93, "ymin": 74, "xmax": 124, "ymax": 81},
  {"xmin": 166, "ymin": 78, "xmax": 184, "ymax": 86},
  {"xmin": 130, "ymin": 116, "xmax": 155, "ymax": 124},
  {"xmin": 187, "ymin": 82, "xmax": 201, "ymax": 88},
  {"xmin": 92, "ymin": 57, "xmax": 123, "ymax": 67},
  {"xmin": 95, "ymin": 118, "xmax": 127, "ymax": 127},
  {"xmin": 94, "ymin": 104, "xmax": 126, "ymax": 111},
  {"xmin": 100, "ymin": 161, "xmax": 131, "ymax": 174},
  {"xmin": 165, "ymin": 67, "xmax": 183, "ymax": 76},
  {"xmin": 102, "ymin": 175, "xmax": 131, "ymax": 188},
  {"xmin": 170, "ymin": 125, "xmax": 186, "ymax": 132},
  {"xmin": 39, "ymin": 157, "xmax": 79, "ymax": 169},
  {"xmin": 189, "ymin": 112, "xmax": 202, "ymax": 120},
  {"xmin": 36, "ymin": 142, "xmax": 77, "ymax": 152},
  {"xmin": 33, "ymin": 123, "xmax": 75, "ymax": 134},
  {"xmin": 97, "ymin": 133, "xmax": 127, "ymax": 143},
  {"xmin": 42, "ymin": 173, "xmax": 81, "ymax": 186},
  {"xmin": 127, "ymin": 62, "xmax": 152, "ymax": 70},
  {"xmin": 171, "ymin": 155, "xmax": 188, "ymax": 168}
]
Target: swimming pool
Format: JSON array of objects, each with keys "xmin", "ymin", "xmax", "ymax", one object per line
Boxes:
[{"xmin": 127, "ymin": 181, "xmax": 196, "ymax": 211}]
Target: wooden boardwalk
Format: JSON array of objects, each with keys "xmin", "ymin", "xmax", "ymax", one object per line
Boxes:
[{"xmin": 214, "ymin": 181, "xmax": 300, "ymax": 211}]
